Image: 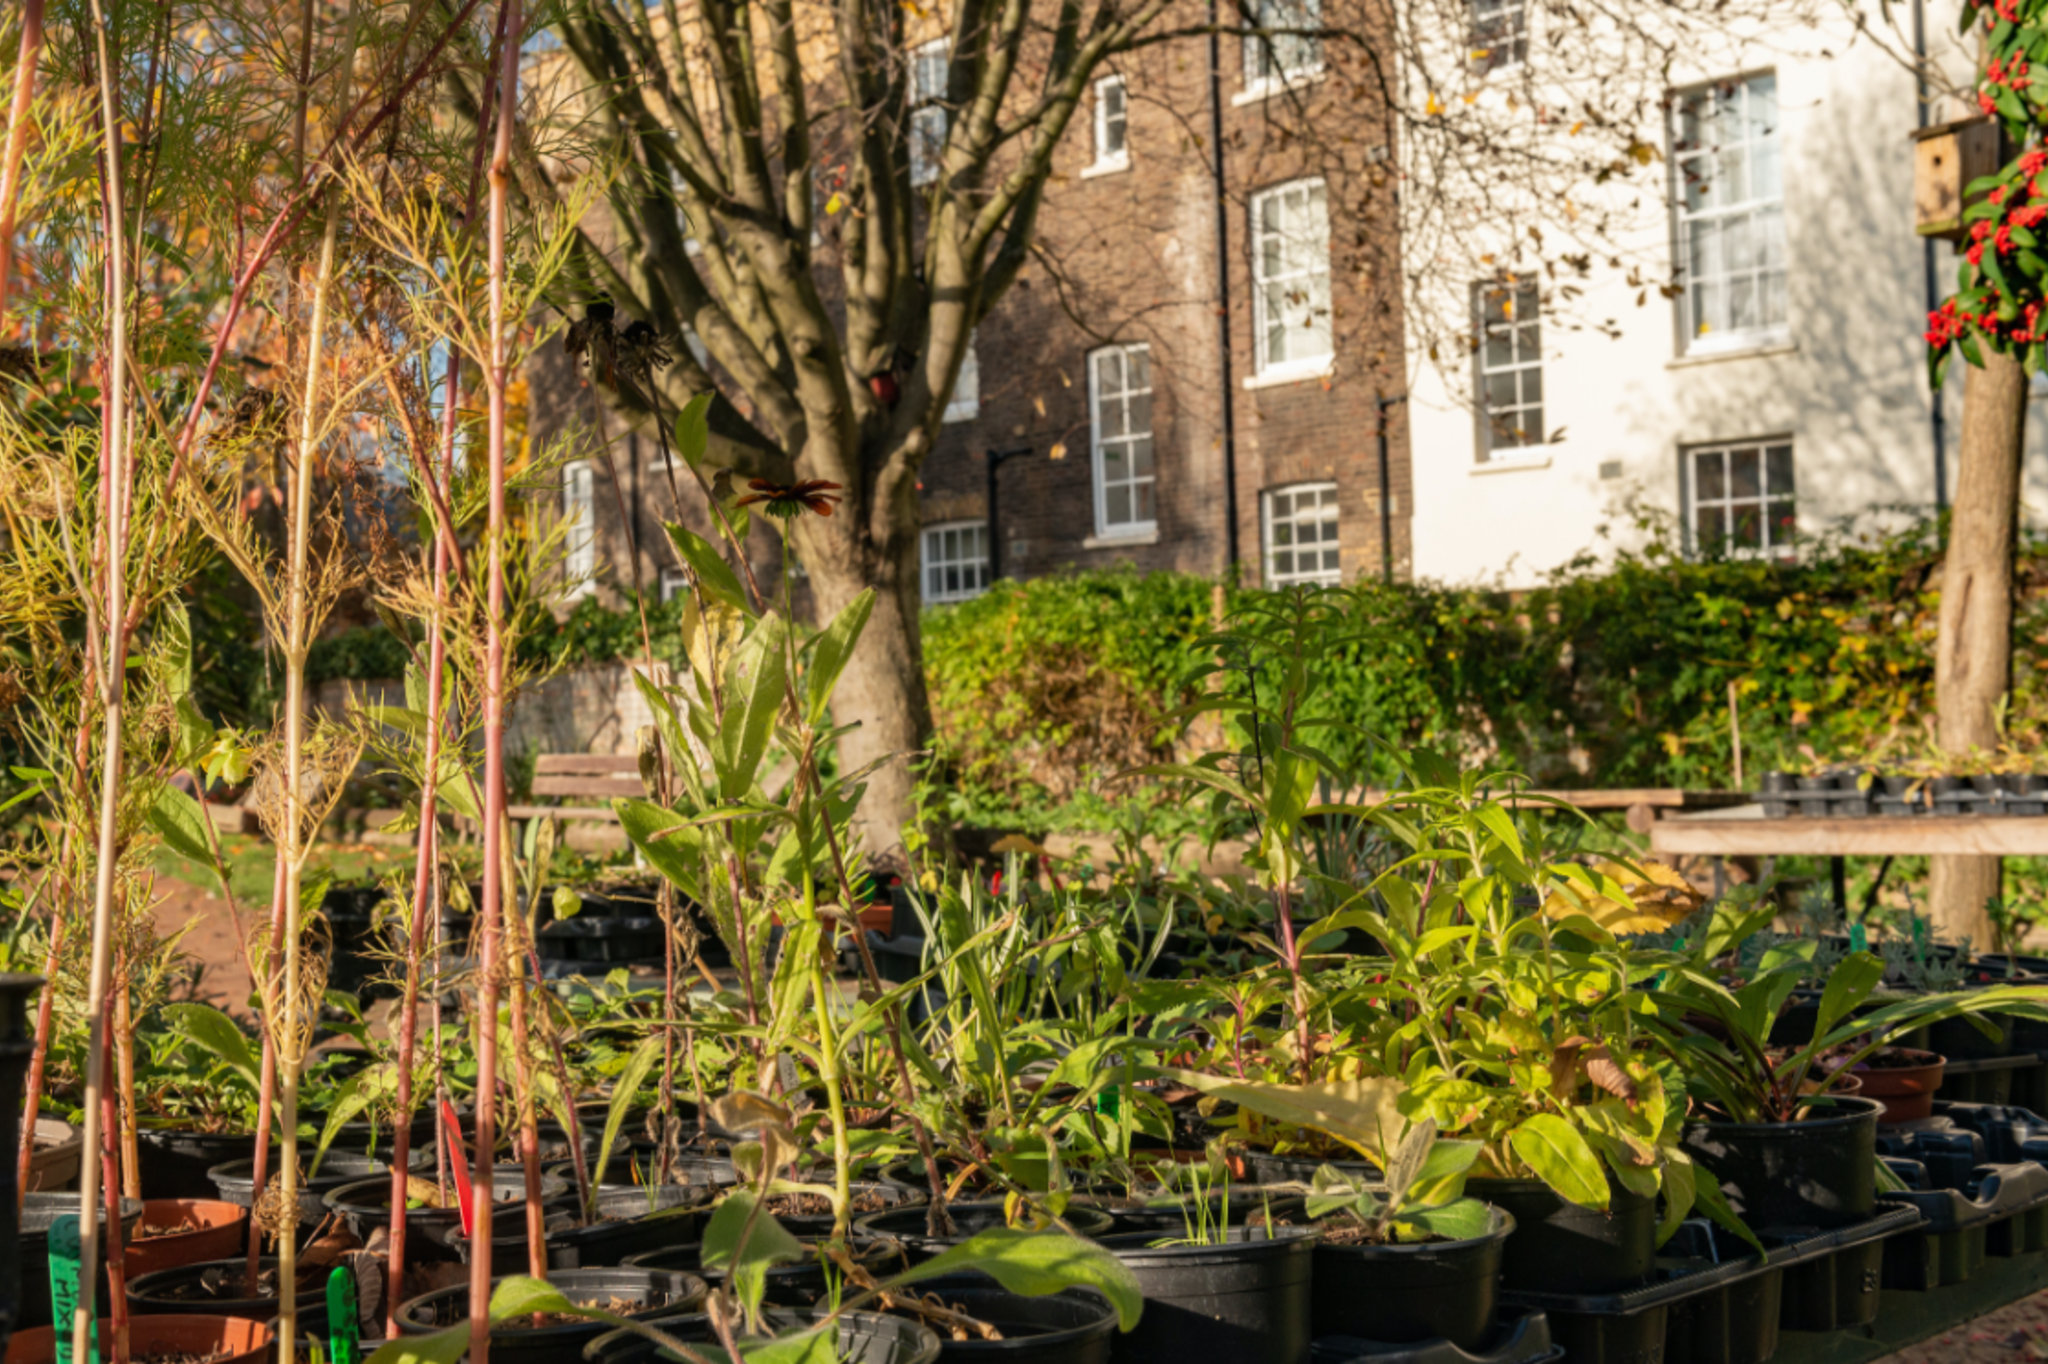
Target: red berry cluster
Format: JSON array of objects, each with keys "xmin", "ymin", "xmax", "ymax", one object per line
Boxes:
[{"xmin": 1980, "ymin": 54, "xmax": 2034, "ymax": 113}]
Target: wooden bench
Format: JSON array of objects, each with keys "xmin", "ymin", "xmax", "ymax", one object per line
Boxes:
[{"xmin": 507, "ymin": 753, "xmax": 647, "ymax": 825}]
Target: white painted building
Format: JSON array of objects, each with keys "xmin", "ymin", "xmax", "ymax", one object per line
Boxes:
[{"xmin": 1404, "ymin": 6, "xmax": 2048, "ymax": 587}]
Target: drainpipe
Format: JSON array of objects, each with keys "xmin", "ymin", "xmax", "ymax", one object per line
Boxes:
[
  {"xmin": 1209, "ymin": 0, "xmax": 1240, "ymax": 569},
  {"xmin": 1376, "ymin": 393, "xmax": 1405, "ymax": 582},
  {"xmin": 1915, "ymin": 0, "xmax": 1949, "ymax": 508}
]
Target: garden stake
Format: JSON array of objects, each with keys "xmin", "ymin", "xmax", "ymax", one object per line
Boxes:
[
  {"xmin": 0, "ymin": 0, "xmax": 42, "ymax": 329},
  {"xmin": 73, "ymin": 0, "xmax": 135, "ymax": 1350}
]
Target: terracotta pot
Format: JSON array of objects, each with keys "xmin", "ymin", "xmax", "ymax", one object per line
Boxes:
[
  {"xmin": 24, "ymin": 1119, "xmax": 81, "ymax": 1192},
  {"xmin": 1849, "ymin": 1048, "xmax": 1947, "ymax": 1123},
  {"xmin": 857, "ymin": 904, "xmax": 894, "ymax": 935},
  {"xmin": 6, "ymin": 1315, "xmax": 273, "ymax": 1364},
  {"xmin": 123, "ymin": 1198, "xmax": 250, "ymax": 1277}
]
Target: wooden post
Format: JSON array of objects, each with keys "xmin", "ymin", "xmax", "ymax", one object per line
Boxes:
[{"xmin": 1931, "ymin": 348, "xmax": 2026, "ymax": 944}]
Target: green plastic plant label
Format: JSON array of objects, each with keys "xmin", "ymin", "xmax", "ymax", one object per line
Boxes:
[
  {"xmin": 327, "ymin": 1265, "xmax": 359, "ymax": 1364},
  {"xmin": 48, "ymin": 1215, "xmax": 97, "ymax": 1364},
  {"xmin": 1850, "ymin": 923, "xmax": 1869, "ymax": 954},
  {"xmin": 1095, "ymin": 1088, "xmax": 1121, "ymax": 1120}
]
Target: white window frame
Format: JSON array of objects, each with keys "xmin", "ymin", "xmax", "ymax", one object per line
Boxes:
[
  {"xmin": 1474, "ymin": 275, "xmax": 1543, "ymax": 460},
  {"xmin": 910, "ymin": 39, "xmax": 950, "ymax": 188},
  {"xmin": 1468, "ymin": 0, "xmax": 1527, "ymax": 73},
  {"xmin": 1261, "ymin": 482, "xmax": 1342, "ymax": 587},
  {"xmin": 658, "ymin": 567, "xmax": 689, "ymax": 602},
  {"xmin": 921, "ymin": 520, "xmax": 990, "ymax": 603},
  {"xmin": 1248, "ymin": 178, "xmax": 1334, "ymax": 383},
  {"xmin": 1241, "ymin": 0, "xmax": 1323, "ymax": 97},
  {"xmin": 562, "ymin": 459, "xmax": 596, "ymax": 599},
  {"xmin": 1089, "ymin": 342, "xmax": 1157, "ymax": 538},
  {"xmin": 943, "ymin": 331, "xmax": 980, "ymax": 423},
  {"xmin": 1684, "ymin": 439, "xmax": 1796, "ymax": 558},
  {"xmin": 1672, "ymin": 72, "xmax": 1788, "ymax": 356},
  {"xmin": 1086, "ymin": 74, "xmax": 1130, "ymax": 176}
]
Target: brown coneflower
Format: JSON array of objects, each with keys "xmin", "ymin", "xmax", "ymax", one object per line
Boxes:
[{"xmin": 735, "ymin": 477, "xmax": 844, "ymax": 518}]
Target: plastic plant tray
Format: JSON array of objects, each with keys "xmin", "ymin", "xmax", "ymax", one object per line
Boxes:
[
  {"xmin": 1937, "ymin": 1051, "xmax": 2046, "ymax": 1107},
  {"xmin": 1310, "ymin": 1310, "xmax": 1562, "ymax": 1364},
  {"xmin": 1877, "ymin": 1162, "xmax": 2048, "ymax": 1291},
  {"xmin": 1878, "ymin": 1126, "xmax": 1986, "ymax": 1190},
  {"xmin": 1496, "ymin": 1206, "xmax": 1924, "ymax": 1364},
  {"xmin": 1930, "ymin": 1100, "xmax": 2048, "ymax": 1165}
]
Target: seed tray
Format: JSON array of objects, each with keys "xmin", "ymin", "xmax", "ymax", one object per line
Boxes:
[
  {"xmin": 1878, "ymin": 1124, "xmax": 1987, "ymax": 1190},
  {"xmin": 1936, "ymin": 1051, "xmax": 2046, "ymax": 1107},
  {"xmin": 1876, "ymin": 1162, "xmax": 2048, "ymax": 1291},
  {"xmin": 1311, "ymin": 1310, "xmax": 1561, "ymax": 1364},
  {"xmin": 1496, "ymin": 1206, "xmax": 1923, "ymax": 1364}
]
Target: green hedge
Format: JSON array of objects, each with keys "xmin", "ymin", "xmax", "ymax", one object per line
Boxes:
[{"xmin": 299, "ymin": 514, "xmax": 2048, "ymax": 825}]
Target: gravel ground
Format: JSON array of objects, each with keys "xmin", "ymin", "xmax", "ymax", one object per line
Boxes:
[{"xmin": 1877, "ymin": 1289, "xmax": 2048, "ymax": 1361}]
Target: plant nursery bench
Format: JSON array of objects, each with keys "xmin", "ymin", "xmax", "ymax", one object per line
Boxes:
[
  {"xmin": 506, "ymin": 752, "xmax": 645, "ymax": 826},
  {"xmin": 1650, "ymin": 804, "xmax": 2048, "ymax": 914}
]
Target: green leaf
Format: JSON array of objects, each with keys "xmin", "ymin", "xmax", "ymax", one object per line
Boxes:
[
  {"xmin": 595, "ymin": 1033, "xmax": 665, "ymax": 1212},
  {"xmin": 362, "ymin": 705, "xmax": 432, "ymax": 737},
  {"xmin": 1395, "ymin": 1198, "xmax": 1492, "ymax": 1243},
  {"xmin": 164, "ymin": 1003, "xmax": 261, "ymax": 1093},
  {"xmin": 1813, "ymin": 950, "xmax": 1884, "ymax": 1041},
  {"xmin": 159, "ymin": 599, "xmax": 194, "ymax": 697},
  {"xmin": 314, "ymin": 1068, "xmax": 380, "ymax": 1174},
  {"xmin": 718, "ymin": 613, "xmax": 789, "ymax": 800},
  {"xmin": 615, "ymin": 798, "xmax": 706, "ymax": 903},
  {"xmin": 363, "ymin": 1326, "xmax": 468, "ymax": 1364},
  {"xmin": 702, "ymin": 1189, "xmax": 807, "ymax": 1323},
  {"xmin": 805, "ymin": 589, "xmax": 875, "ymax": 728},
  {"xmin": 667, "ymin": 523, "xmax": 748, "ymax": 614},
  {"xmin": 890, "ymin": 1227, "xmax": 1145, "ymax": 1331},
  {"xmin": 146, "ymin": 781, "xmax": 221, "ymax": 883},
  {"xmin": 673, "ymin": 392, "xmax": 714, "ymax": 471},
  {"xmin": 1507, "ymin": 1114, "xmax": 1608, "ymax": 1210}
]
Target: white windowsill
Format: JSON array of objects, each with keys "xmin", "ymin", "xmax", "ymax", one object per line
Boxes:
[
  {"xmin": 1470, "ymin": 453, "xmax": 1552, "ymax": 474},
  {"xmin": 1083, "ymin": 528, "xmax": 1160, "ymax": 549},
  {"xmin": 1667, "ymin": 338, "xmax": 1796, "ymax": 370},
  {"xmin": 1233, "ymin": 67, "xmax": 1326, "ymax": 106},
  {"xmin": 1080, "ymin": 155, "xmax": 1131, "ymax": 180},
  {"xmin": 1243, "ymin": 354, "xmax": 1334, "ymax": 389},
  {"xmin": 942, "ymin": 404, "xmax": 979, "ymax": 424}
]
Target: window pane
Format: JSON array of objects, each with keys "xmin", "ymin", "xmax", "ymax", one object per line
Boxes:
[
  {"xmin": 1766, "ymin": 444, "xmax": 1794, "ymax": 494},
  {"xmin": 1767, "ymin": 498, "xmax": 1796, "ymax": 546},
  {"xmin": 1127, "ymin": 392, "xmax": 1152, "ymax": 439},
  {"xmin": 1696, "ymin": 450, "xmax": 1726, "ymax": 501},
  {"xmin": 1697, "ymin": 504, "xmax": 1725, "ymax": 546},
  {"xmin": 1106, "ymin": 484, "xmax": 1131, "ymax": 525},
  {"xmin": 1134, "ymin": 480, "xmax": 1155, "ymax": 521},
  {"xmin": 1732, "ymin": 503, "xmax": 1762, "ymax": 549},
  {"xmin": 1130, "ymin": 436, "xmax": 1154, "ymax": 477},
  {"xmin": 1730, "ymin": 447, "xmax": 1760, "ymax": 499}
]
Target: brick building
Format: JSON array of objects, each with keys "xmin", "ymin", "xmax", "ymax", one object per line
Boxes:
[
  {"xmin": 913, "ymin": 25, "xmax": 1412, "ymax": 600},
  {"xmin": 524, "ymin": 12, "xmax": 1411, "ymax": 611}
]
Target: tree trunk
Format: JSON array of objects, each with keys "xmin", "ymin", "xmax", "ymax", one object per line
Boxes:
[
  {"xmin": 802, "ymin": 508, "xmax": 931, "ymax": 862},
  {"xmin": 1931, "ymin": 347, "xmax": 2027, "ymax": 945}
]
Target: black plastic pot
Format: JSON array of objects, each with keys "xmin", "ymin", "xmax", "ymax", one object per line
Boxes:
[
  {"xmin": 323, "ymin": 1168, "xmax": 569, "ymax": 1259},
  {"xmin": 1245, "ymin": 1152, "xmax": 1380, "ymax": 1186},
  {"xmin": 892, "ymin": 1274, "xmax": 1118, "ymax": 1363},
  {"xmin": 623, "ymin": 1236, "xmax": 908, "ymax": 1306},
  {"xmin": 1310, "ymin": 1205, "xmax": 1514, "ymax": 1348},
  {"xmin": 0, "ymin": 974, "xmax": 38, "ymax": 1353},
  {"xmin": 537, "ymin": 918, "xmax": 667, "ymax": 964},
  {"xmin": 17, "ymin": 1194, "xmax": 141, "ymax": 1331},
  {"xmin": 1758, "ymin": 772, "xmax": 1794, "ymax": 819},
  {"xmin": 855, "ymin": 1200, "xmax": 1116, "ymax": 1261},
  {"xmin": 1097, "ymin": 1223, "xmax": 1315, "ymax": 1364},
  {"xmin": 588, "ymin": 1309, "xmax": 939, "ymax": 1364},
  {"xmin": 1465, "ymin": 1177, "xmax": 1654, "ymax": 1294},
  {"xmin": 553, "ymin": 1150, "xmax": 738, "ymax": 1190},
  {"xmin": 758, "ymin": 1182, "xmax": 925, "ymax": 1237},
  {"xmin": 446, "ymin": 1185, "xmax": 711, "ymax": 1269},
  {"xmin": 1793, "ymin": 774, "xmax": 1832, "ymax": 818},
  {"xmin": 1097, "ymin": 1190, "xmax": 1302, "ymax": 1238},
  {"xmin": 135, "ymin": 1128, "xmax": 261, "ymax": 1201},
  {"xmin": 398, "ymin": 1268, "xmax": 707, "ymax": 1364},
  {"xmin": 1680, "ymin": 1095, "xmax": 1880, "ymax": 1230},
  {"xmin": 126, "ymin": 1256, "xmax": 328, "ymax": 1334},
  {"xmin": 207, "ymin": 1149, "xmax": 431, "ymax": 1222}
]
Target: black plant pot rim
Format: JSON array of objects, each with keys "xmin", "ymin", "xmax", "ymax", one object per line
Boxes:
[
  {"xmin": 396, "ymin": 1270, "xmax": 708, "ymax": 1338},
  {"xmin": 1309, "ymin": 1204, "xmax": 1514, "ymax": 1260},
  {"xmin": 126, "ymin": 1256, "xmax": 325, "ymax": 1315},
  {"xmin": 587, "ymin": 1308, "xmax": 938, "ymax": 1364},
  {"xmin": 889, "ymin": 1284, "xmax": 1118, "ymax": 1351},
  {"xmin": 1684, "ymin": 1093, "xmax": 1884, "ymax": 1134},
  {"xmin": 1098, "ymin": 1221, "xmax": 1319, "ymax": 1265},
  {"xmin": 323, "ymin": 1171, "xmax": 568, "ymax": 1216},
  {"xmin": 854, "ymin": 1199, "xmax": 1117, "ymax": 1245}
]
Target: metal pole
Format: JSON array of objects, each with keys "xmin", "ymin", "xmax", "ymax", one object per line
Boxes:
[
  {"xmin": 1914, "ymin": 0, "xmax": 1949, "ymax": 508},
  {"xmin": 1209, "ymin": 0, "xmax": 1239, "ymax": 571}
]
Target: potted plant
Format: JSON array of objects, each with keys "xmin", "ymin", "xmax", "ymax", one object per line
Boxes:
[
  {"xmin": 1824, "ymin": 1045, "xmax": 1946, "ymax": 1123},
  {"xmin": 1651, "ymin": 903, "xmax": 2048, "ymax": 1229},
  {"xmin": 1297, "ymin": 1121, "xmax": 1511, "ymax": 1350},
  {"xmin": 123, "ymin": 1198, "xmax": 249, "ymax": 1277},
  {"xmin": 4, "ymin": 1315, "xmax": 273, "ymax": 1364},
  {"xmin": 126, "ymin": 1254, "xmax": 334, "ymax": 1333}
]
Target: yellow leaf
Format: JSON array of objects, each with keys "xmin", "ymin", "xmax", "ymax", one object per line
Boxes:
[
  {"xmin": 1048, "ymin": 442, "xmax": 1068, "ymax": 461},
  {"xmin": 825, "ymin": 192, "xmax": 844, "ymax": 215},
  {"xmin": 1541, "ymin": 859, "xmax": 1703, "ymax": 935}
]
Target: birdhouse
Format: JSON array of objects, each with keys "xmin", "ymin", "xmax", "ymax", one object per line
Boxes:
[{"xmin": 1913, "ymin": 116, "xmax": 2003, "ymax": 241}]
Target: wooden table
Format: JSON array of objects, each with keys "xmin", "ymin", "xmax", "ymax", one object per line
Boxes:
[
  {"xmin": 1651, "ymin": 803, "xmax": 2048, "ymax": 906},
  {"xmin": 1352, "ymin": 787, "xmax": 1751, "ymax": 832}
]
